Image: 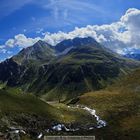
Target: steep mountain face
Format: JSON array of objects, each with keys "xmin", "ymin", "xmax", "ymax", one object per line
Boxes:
[
  {"xmin": 0, "ymin": 58, "xmax": 24, "ymax": 86},
  {"xmin": 0, "ymin": 40, "xmax": 57, "ymax": 87},
  {"xmin": 0, "ymin": 37, "xmax": 139, "ymax": 101}
]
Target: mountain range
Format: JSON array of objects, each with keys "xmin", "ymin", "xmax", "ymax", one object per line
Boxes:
[{"xmin": 0, "ymin": 37, "xmax": 139, "ymax": 101}]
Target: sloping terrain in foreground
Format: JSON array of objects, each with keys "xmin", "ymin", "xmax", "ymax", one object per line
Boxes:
[
  {"xmin": 0, "ymin": 86, "xmax": 96, "ymax": 139},
  {"xmin": 69, "ymin": 68, "xmax": 140, "ymax": 140}
]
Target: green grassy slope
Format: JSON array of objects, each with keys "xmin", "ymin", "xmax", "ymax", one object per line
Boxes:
[
  {"xmin": 0, "ymin": 87, "xmax": 95, "ymax": 138},
  {"xmin": 71, "ymin": 68, "xmax": 140, "ymax": 140}
]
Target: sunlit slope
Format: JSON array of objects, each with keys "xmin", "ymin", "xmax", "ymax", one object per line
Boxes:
[
  {"xmin": 0, "ymin": 87, "xmax": 95, "ymax": 134},
  {"xmin": 72, "ymin": 68, "xmax": 140, "ymax": 140}
]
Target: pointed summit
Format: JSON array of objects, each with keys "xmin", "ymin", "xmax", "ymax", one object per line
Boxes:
[
  {"xmin": 34, "ymin": 40, "xmax": 51, "ymax": 48},
  {"xmin": 12, "ymin": 40, "xmax": 55, "ymax": 65}
]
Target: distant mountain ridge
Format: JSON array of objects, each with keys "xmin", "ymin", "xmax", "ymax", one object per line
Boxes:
[
  {"xmin": 123, "ymin": 48, "xmax": 140, "ymax": 61},
  {"xmin": 124, "ymin": 53, "xmax": 140, "ymax": 61},
  {"xmin": 0, "ymin": 37, "xmax": 139, "ymax": 101},
  {"xmin": 53, "ymin": 37, "xmax": 102, "ymax": 53}
]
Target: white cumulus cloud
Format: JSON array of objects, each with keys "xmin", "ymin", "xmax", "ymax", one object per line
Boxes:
[
  {"xmin": 43, "ymin": 8, "xmax": 140, "ymax": 54},
  {"xmin": 0, "ymin": 8, "xmax": 140, "ymax": 55},
  {"xmin": 5, "ymin": 34, "xmax": 41, "ymax": 48}
]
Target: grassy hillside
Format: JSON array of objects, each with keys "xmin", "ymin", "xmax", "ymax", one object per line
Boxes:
[
  {"xmin": 0, "ymin": 87, "xmax": 95, "ymax": 139},
  {"xmin": 69, "ymin": 68, "xmax": 140, "ymax": 140}
]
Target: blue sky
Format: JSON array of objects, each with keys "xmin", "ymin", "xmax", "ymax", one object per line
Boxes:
[{"xmin": 0, "ymin": 0, "xmax": 140, "ymax": 61}]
